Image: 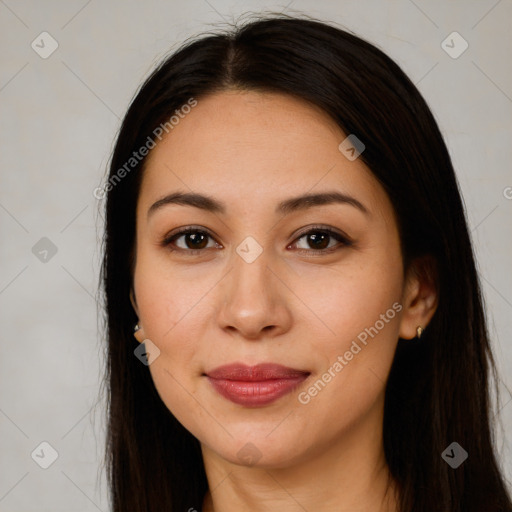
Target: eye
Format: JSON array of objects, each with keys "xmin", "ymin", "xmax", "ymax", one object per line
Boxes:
[
  {"xmin": 289, "ymin": 226, "xmax": 351, "ymax": 255},
  {"xmin": 161, "ymin": 225, "xmax": 350, "ymax": 256},
  {"xmin": 162, "ymin": 227, "xmax": 222, "ymax": 254}
]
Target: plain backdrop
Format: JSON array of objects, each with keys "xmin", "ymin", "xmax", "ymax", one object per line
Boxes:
[{"xmin": 1, "ymin": 0, "xmax": 511, "ymax": 510}]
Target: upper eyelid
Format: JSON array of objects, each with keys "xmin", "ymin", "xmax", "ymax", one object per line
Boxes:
[
  {"xmin": 165, "ymin": 225, "xmax": 345, "ymax": 240},
  {"xmin": 292, "ymin": 224, "xmax": 350, "ymax": 240}
]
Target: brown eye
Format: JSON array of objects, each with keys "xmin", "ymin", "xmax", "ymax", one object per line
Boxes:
[
  {"xmin": 305, "ymin": 232, "xmax": 330, "ymax": 250},
  {"xmin": 183, "ymin": 232, "xmax": 209, "ymax": 249},
  {"xmin": 163, "ymin": 227, "xmax": 221, "ymax": 253},
  {"xmin": 291, "ymin": 227, "xmax": 351, "ymax": 254}
]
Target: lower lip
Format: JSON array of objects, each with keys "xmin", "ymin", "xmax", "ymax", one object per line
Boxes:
[{"xmin": 207, "ymin": 376, "xmax": 308, "ymax": 406}]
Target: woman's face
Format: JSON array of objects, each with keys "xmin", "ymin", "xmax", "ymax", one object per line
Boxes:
[{"xmin": 132, "ymin": 90, "xmax": 418, "ymax": 468}]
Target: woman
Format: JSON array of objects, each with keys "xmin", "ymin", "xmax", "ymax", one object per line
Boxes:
[{"xmin": 101, "ymin": 14, "xmax": 512, "ymax": 512}]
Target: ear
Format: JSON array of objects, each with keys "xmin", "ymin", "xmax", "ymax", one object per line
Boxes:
[
  {"xmin": 130, "ymin": 288, "xmax": 139, "ymax": 315},
  {"xmin": 399, "ymin": 255, "xmax": 438, "ymax": 340},
  {"xmin": 130, "ymin": 289, "xmax": 146, "ymax": 343}
]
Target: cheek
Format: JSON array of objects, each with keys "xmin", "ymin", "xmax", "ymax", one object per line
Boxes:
[
  {"xmin": 289, "ymin": 251, "xmax": 403, "ymax": 343},
  {"xmin": 134, "ymin": 265, "xmax": 214, "ymax": 433},
  {"xmin": 289, "ymin": 255, "xmax": 403, "ymax": 414},
  {"xmin": 134, "ymin": 245, "xmax": 217, "ymax": 341},
  {"xmin": 133, "ymin": 253, "xmax": 212, "ymax": 383}
]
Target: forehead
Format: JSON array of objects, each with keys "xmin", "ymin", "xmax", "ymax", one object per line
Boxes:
[{"xmin": 139, "ymin": 90, "xmax": 387, "ymax": 215}]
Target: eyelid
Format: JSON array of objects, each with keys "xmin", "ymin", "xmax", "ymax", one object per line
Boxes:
[
  {"xmin": 163, "ymin": 224, "xmax": 215, "ymax": 241},
  {"xmin": 290, "ymin": 224, "xmax": 352, "ymax": 244}
]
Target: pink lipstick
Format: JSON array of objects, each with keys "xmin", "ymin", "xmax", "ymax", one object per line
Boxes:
[{"xmin": 206, "ymin": 363, "xmax": 309, "ymax": 407}]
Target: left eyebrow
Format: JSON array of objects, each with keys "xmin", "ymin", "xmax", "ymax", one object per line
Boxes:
[{"xmin": 276, "ymin": 191, "xmax": 369, "ymax": 216}]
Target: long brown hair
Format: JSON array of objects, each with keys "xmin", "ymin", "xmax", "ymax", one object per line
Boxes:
[{"xmin": 101, "ymin": 14, "xmax": 512, "ymax": 511}]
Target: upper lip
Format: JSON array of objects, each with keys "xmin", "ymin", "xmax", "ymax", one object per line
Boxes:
[{"xmin": 206, "ymin": 363, "xmax": 310, "ymax": 381}]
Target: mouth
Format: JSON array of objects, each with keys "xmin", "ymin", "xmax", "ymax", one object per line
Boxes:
[{"xmin": 205, "ymin": 363, "xmax": 310, "ymax": 407}]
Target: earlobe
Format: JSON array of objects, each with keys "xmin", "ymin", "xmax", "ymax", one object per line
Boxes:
[
  {"xmin": 398, "ymin": 256, "xmax": 438, "ymax": 340},
  {"xmin": 133, "ymin": 322, "xmax": 145, "ymax": 343}
]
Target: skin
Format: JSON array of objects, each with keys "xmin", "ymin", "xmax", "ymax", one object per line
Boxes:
[{"xmin": 131, "ymin": 90, "xmax": 437, "ymax": 512}]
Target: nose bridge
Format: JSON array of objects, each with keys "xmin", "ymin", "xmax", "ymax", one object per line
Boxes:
[
  {"xmin": 217, "ymin": 236, "xmax": 291, "ymax": 338},
  {"xmin": 230, "ymin": 239, "xmax": 274, "ymax": 308}
]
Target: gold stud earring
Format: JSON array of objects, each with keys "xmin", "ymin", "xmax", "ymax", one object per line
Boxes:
[{"xmin": 416, "ymin": 326, "xmax": 423, "ymax": 339}]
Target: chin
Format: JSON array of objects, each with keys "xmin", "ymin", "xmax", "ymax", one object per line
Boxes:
[{"xmin": 201, "ymin": 427, "xmax": 313, "ymax": 470}]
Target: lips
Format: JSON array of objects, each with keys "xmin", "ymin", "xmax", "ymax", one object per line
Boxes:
[{"xmin": 206, "ymin": 363, "xmax": 310, "ymax": 407}]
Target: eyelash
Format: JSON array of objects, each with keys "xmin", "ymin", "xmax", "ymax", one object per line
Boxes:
[{"xmin": 161, "ymin": 224, "xmax": 352, "ymax": 257}]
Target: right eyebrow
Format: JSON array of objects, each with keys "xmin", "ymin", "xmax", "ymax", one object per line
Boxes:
[{"xmin": 147, "ymin": 192, "xmax": 225, "ymax": 218}]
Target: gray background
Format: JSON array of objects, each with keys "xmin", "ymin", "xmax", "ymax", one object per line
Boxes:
[{"xmin": 1, "ymin": 0, "xmax": 511, "ymax": 510}]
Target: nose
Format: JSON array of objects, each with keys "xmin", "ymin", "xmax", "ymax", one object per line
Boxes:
[{"xmin": 216, "ymin": 246, "xmax": 293, "ymax": 340}]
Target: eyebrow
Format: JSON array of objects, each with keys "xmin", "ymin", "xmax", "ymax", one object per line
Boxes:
[{"xmin": 147, "ymin": 190, "xmax": 369, "ymax": 218}]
